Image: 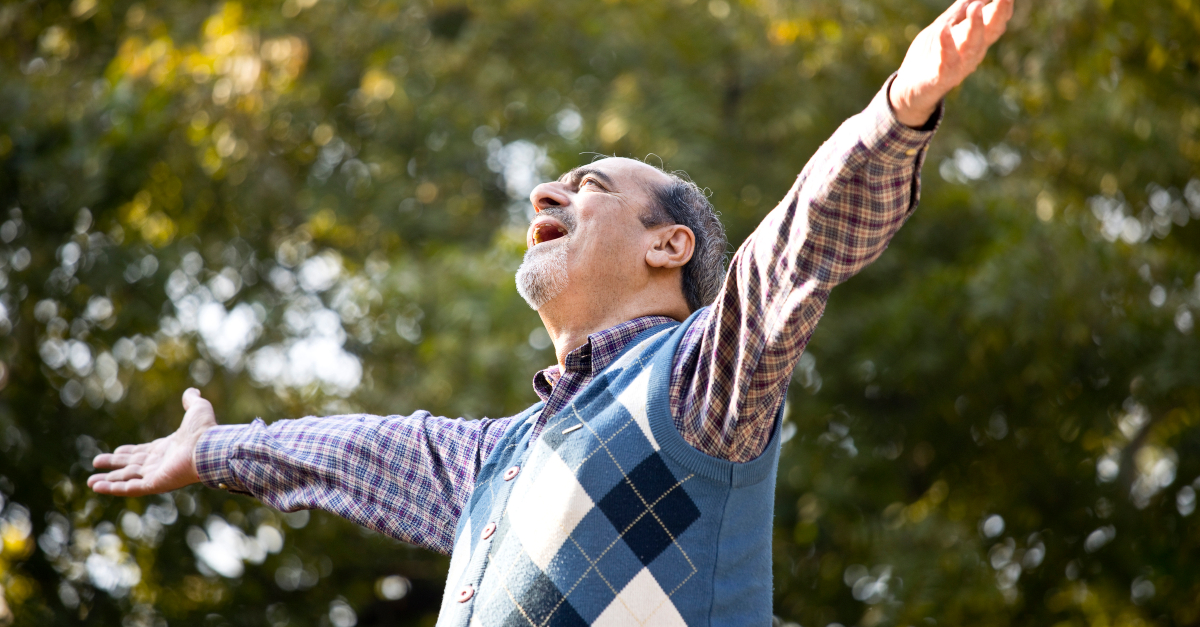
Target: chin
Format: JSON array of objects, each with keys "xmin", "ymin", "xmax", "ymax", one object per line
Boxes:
[{"xmin": 516, "ymin": 239, "xmax": 570, "ymax": 310}]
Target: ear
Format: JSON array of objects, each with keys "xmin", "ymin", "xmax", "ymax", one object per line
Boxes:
[{"xmin": 645, "ymin": 224, "xmax": 695, "ymax": 269}]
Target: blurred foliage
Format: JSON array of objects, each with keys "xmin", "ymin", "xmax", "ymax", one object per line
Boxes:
[{"xmin": 0, "ymin": 0, "xmax": 1198, "ymax": 625}]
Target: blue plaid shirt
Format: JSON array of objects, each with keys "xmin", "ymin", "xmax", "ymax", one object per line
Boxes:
[{"xmin": 196, "ymin": 76, "xmax": 939, "ymax": 554}]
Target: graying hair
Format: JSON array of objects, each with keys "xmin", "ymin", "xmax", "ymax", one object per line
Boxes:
[{"xmin": 642, "ymin": 171, "xmax": 728, "ymax": 312}]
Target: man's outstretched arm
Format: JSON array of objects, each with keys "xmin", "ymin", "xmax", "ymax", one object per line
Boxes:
[
  {"xmin": 88, "ymin": 390, "xmax": 516, "ymax": 554},
  {"xmin": 671, "ymin": 0, "xmax": 1014, "ymax": 462}
]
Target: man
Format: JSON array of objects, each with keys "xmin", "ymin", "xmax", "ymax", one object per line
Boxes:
[{"xmin": 89, "ymin": 1, "xmax": 1014, "ymax": 624}]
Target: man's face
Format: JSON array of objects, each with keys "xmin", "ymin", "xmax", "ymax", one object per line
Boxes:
[{"xmin": 516, "ymin": 157, "xmax": 674, "ymax": 311}]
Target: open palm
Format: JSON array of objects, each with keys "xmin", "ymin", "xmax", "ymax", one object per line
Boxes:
[
  {"xmin": 87, "ymin": 388, "xmax": 217, "ymax": 497},
  {"xmin": 890, "ymin": 0, "xmax": 1014, "ymax": 127}
]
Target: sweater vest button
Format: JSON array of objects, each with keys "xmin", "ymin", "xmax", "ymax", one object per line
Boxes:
[
  {"xmin": 456, "ymin": 585, "xmax": 474, "ymax": 603},
  {"xmin": 503, "ymin": 466, "xmax": 520, "ymax": 481},
  {"xmin": 481, "ymin": 522, "xmax": 497, "ymax": 540}
]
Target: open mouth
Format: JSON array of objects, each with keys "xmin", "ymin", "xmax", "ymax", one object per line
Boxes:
[{"xmin": 531, "ymin": 221, "xmax": 568, "ymax": 246}]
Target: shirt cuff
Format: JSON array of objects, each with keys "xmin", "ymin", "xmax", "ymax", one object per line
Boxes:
[
  {"xmin": 195, "ymin": 423, "xmax": 255, "ymax": 495},
  {"xmin": 860, "ymin": 72, "xmax": 942, "ymax": 166}
]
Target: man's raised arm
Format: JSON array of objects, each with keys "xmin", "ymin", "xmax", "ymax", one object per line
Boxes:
[
  {"xmin": 671, "ymin": 0, "xmax": 1014, "ymax": 462},
  {"xmin": 88, "ymin": 389, "xmax": 516, "ymax": 554}
]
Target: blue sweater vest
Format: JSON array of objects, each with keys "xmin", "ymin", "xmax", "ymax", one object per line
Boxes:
[{"xmin": 436, "ymin": 310, "xmax": 783, "ymax": 626}]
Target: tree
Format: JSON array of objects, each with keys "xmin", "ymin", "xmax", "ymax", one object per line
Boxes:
[{"xmin": 0, "ymin": 0, "xmax": 1197, "ymax": 625}]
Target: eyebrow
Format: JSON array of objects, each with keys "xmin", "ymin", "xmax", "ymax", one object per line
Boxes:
[{"xmin": 560, "ymin": 166, "xmax": 616, "ymax": 190}]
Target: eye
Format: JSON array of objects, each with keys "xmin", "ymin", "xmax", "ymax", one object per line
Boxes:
[{"xmin": 581, "ymin": 177, "xmax": 601, "ymax": 188}]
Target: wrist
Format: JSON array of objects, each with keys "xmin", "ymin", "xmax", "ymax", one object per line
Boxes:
[
  {"xmin": 185, "ymin": 425, "xmax": 214, "ymax": 486},
  {"xmin": 888, "ymin": 76, "xmax": 940, "ymax": 129}
]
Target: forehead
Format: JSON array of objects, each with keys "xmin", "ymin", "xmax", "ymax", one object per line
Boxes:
[{"xmin": 559, "ymin": 157, "xmax": 672, "ymax": 190}]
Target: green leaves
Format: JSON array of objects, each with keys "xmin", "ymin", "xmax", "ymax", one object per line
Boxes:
[{"xmin": 0, "ymin": 0, "xmax": 1198, "ymax": 625}]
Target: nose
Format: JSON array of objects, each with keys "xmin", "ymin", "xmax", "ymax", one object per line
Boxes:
[{"xmin": 530, "ymin": 181, "xmax": 569, "ymax": 214}]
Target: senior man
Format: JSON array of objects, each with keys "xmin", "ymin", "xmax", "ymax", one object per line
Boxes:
[{"xmin": 90, "ymin": 1, "xmax": 1013, "ymax": 624}]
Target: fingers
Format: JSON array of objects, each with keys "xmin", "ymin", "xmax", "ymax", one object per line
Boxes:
[
  {"xmin": 93, "ymin": 452, "xmax": 132, "ymax": 469},
  {"xmin": 939, "ymin": 15, "xmax": 957, "ymax": 52},
  {"xmin": 964, "ymin": 1, "xmax": 986, "ymax": 54},
  {"xmin": 939, "ymin": 0, "xmax": 973, "ymax": 25},
  {"xmin": 87, "ymin": 463, "xmax": 145, "ymax": 491},
  {"xmin": 183, "ymin": 388, "xmax": 214, "ymax": 418},
  {"xmin": 92, "ymin": 446, "xmax": 149, "ymax": 469},
  {"xmin": 987, "ymin": 0, "xmax": 1015, "ymax": 24},
  {"xmin": 91, "ymin": 478, "xmax": 151, "ymax": 497},
  {"xmin": 106, "ymin": 465, "xmax": 146, "ymax": 483},
  {"xmin": 983, "ymin": 0, "xmax": 1014, "ymax": 43},
  {"xmin": 182, "ymin": 387, "xmax": 202, "ymax": 410},
  {"xmin": 946, "ymin": 1, "xmax": 987, "ymax": 57},
  {"xmin": 86, "ymin": 473, "xmax": 107, "ymax": 489}
]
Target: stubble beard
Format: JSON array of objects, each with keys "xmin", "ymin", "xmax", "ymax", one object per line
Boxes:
[{"xmin": 515, "ymin": 237, "xmax": 570, "ymax": 310}]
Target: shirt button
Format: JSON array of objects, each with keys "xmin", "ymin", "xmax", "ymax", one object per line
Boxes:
[
  {"xmin": 456, "ymin": 585, "xmax": 474, "ymax": 603},
  {"xmin": 905, "ymin": 148, "xmax": 918, "ymax": 156},
  {"xmin": 218, "ymin": 483, "xmax": 229, "ymax": 490},
  {"xmin": 481, "ymin": 522, "xmax": 497, "ymax": 540},
  {"xmin": 503, "ymin": 466, "xmax": 520, "ymax": 481}
]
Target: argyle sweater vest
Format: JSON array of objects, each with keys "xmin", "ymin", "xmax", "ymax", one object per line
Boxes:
[{"xmin": 436, "ymin": 310, "xmax": 784, "ymax": 627}]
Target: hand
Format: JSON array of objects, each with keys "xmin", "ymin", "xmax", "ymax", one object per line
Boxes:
[
  {"xmin": 889, "ymin": 0, "xmax": 1014, "ymax": 128},
  {"xmin": 87, "ymin": 388, "xmax": 218, "ymax": 497}
]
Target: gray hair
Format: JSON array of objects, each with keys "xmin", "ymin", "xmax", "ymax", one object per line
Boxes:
[{"xmin": 642, "ymin": 171, "xmax": 728, "ymax": 312}]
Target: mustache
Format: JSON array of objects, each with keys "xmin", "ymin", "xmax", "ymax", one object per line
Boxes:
[{"xmin": 533, "ymin": 207, "xmax": 577, "ymax": 233}]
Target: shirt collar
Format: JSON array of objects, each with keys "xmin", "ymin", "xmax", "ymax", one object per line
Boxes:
[{"xmin": 531, "ymin": 315, "xmax": 677, "ymax": 401}]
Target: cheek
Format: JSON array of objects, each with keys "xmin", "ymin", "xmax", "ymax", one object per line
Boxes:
[
  {"xmin": 565, "ymin": 201, "xmax": 649, "ymax": 278},
  {"xmin": 569, "ymin": 227, "xmax": 645, "ymax": 279}
]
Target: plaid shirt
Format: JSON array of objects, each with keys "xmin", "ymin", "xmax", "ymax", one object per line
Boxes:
[{"xmin": 196, "ymin": 76, "xmax": 939, "ymax": 554}]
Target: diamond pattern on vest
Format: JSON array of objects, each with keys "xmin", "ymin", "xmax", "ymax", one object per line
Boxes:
[
  {"xmin": 508, "ymin": 445, "xmax": 596, "ymax": 570},
  {"xmin": 591, "ymin": 568, "xmax": 688, "ymax": 627},
  {"xmin": 484, "ymin": 552, "xmax": 589, "ymax": 627},
  {"xmin": 453, "ymin": 328, "xmax": 704, "ymax": 626},
  {"xmin": 472, "ymin": 408, "xmax": 700, "ymax": 624},
  {"xmin": 616, "ymin": 366, "xmax": 659, "ymax": 451},
  {"xmin": 595, "ymin": 453, "xmax": 700, "ymax": 566}
]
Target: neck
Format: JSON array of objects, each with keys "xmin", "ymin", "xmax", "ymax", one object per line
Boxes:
[
  {"xmin": 536, "ymin": 278, "xmax": 690, "ymax": 370},
  {"xmin": 538, "ymin": 307, "xmax": 633, "ymax": 371}
]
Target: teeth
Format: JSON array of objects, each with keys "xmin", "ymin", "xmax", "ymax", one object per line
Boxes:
[{"xmin": 534, "ymin": 223, "xmax": 565, "ymax": 245}]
